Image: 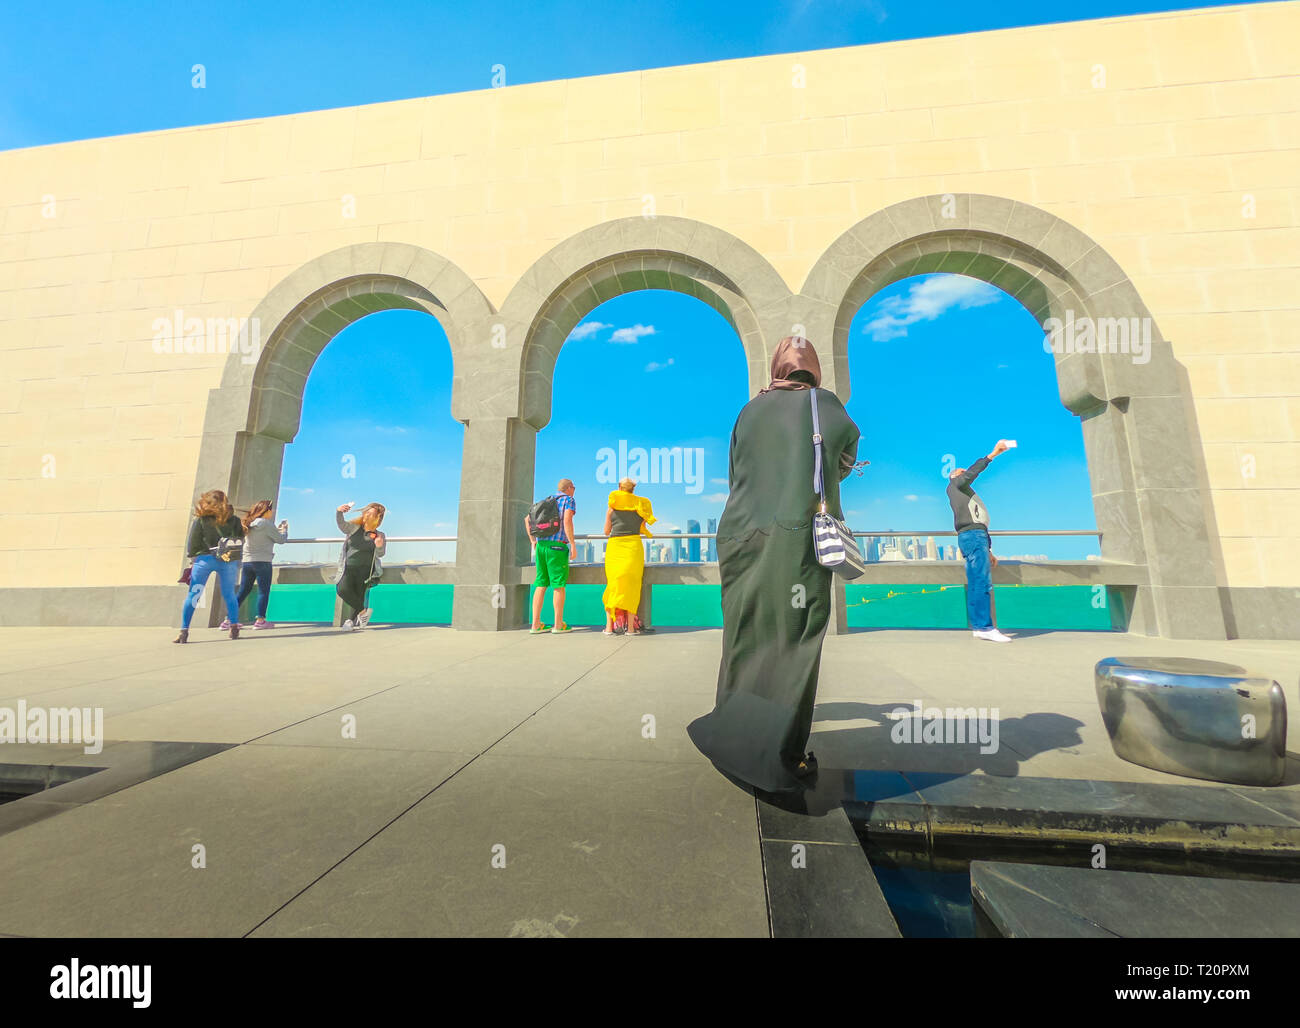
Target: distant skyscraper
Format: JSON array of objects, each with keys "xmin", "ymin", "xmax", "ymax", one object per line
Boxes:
[
  {"xmin": 687, "ymin": 519, "xmax": 700, "ymax": 563},
  {"xmin": 671, "ymin": 528, "xmax": 683, "ymax": 563},
  {"xmin": 706, "ymin": 518, "xmax": 718, "ymax": 562},
  {"xmin": 925, "ymin": 536, "xmax": 938, "ymax": 560}
]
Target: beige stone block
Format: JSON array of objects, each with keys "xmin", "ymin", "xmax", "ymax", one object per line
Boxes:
[
  {"xmin": 879, "ymin": 41, "xmax": 974, "ymax": 110},
  {"xmin": 973, "ymin": 59, "xmax": 1068, "ymax": 105},
  {"xmin": 1148, "ymin": 11, "xmax": 1255, "ymax": 86},
  {"xmin": 643, "ymin": 65, "xmax": 722, "ymax": 134},
  {"xmin": 563, "ymin": 72, "xmax": 641, "ymax": 143},
  {"xmin": 1159, "ymin": 311, "xmax": 1270, "ymax": 358},
  {"xmin": 1195, "ymin": 397, "xmax": 1291, "ymax": 443},
  {"xmin": 157, "ymin": 128, "xmax": 227, "ymax": 190},
  {"xmin": 116, "ymin": 404, "xmax": 183, "ymax": 440},
  {"xmin": 722, "ymin": 153, "xmax": 805, "ymax": 192},
  {"xmin": 1205, "ymin": 268, "xmax": 1296, "ymax": 313},
  {"xmin": 421, "ymin": 92, "xmax": 499, "ymax": 159},
  {"xmin": 383, "ymin": 158, "xmax": 457, "ymax": 194},
  {"xmin": 1129, "ymin": 156, "xmax": 1234, "ymax": 197},
  {"xmin": 805, "ymin": 146, "xmax": 894, "ymax": 184},
  {"xmin": 896, "ymin": 138, "xmax": 987, "ymax": 178},
  {"xmin": 1257, "ymin": 539, "xmax": 1300, "ymax": 588},
  {"xmin": 133, "ymin": 273, "xmax": 207, "ymax": 309},
  {"xmin": 15, "ymin": 548, "xmax": 86, "ymax": 585},
  {"xmin": 1131, "ymin": 270, "xmax": 1206, "ymax": 315},
  {"xmin": 1142, "ymin": 231, "xmax": 1253, "ymax": 274},
  {"xmin": 1217, "ymin": 535, "xmax": 1261, "ymax": 588},
  {"xmin": 21, "ymin": 478, "xmax": 102, "ymax": 516},
  {"xmin": 110, "ymin": 245, "xmax": 180, "ymax": 281},
  {"xmin": 603, "ymin": 132, "xmax": 683, "ymax": 169},
  {"xmin": 97, "ymin": 474, "xmax": 173, "ymax": 511},
  {"xmin": 1220, "ymin": 354, "xmax": 1300, "ymax": 399},
  {"xmin": 123, "ymin": 187, "xmax": 189, "ymax": 222},
  {"xmin": 1213, "ymin": 77, "xmax": 1300, "ymax": 118},
  {"xmin": 1228, "ymin": 149, "xmax": 1300, "ymax": 191},
  {"xmin": 1261, "ymin": 309, "xmax": 1300, "ymax": 354},
  {"xmin": 1244, "ymin": 3, "xmax": 1300, "ymax": 79},
  {"xmin": 678, "ymin": 123, "xmax": 764, "ymax": 164},
  {"xmin": 1111, "ymin": 83, "xmax": 1214, "ymax": 126},
  {"xmin": 1184, "ymin": 187, "xmax": 1295, "ymax": 231},
  {"xmin": 1246, "ymin": 227, "xmax": 1300, "ymax": 269},
  {"xmin": 718, "ymin": 57, "xmax": 802, "ymax": 127},
  {"xmin": 795, "ymin": 53, "xmax": 887, "ymax": 119},
  {"xmin": 4, "ymin": 347, "xmax": 62, "ymax": 380},
  {"xmin": 147, "ymin": 213, "xmax": 214, "ymax": 248},
  {"xmin": 20, "ymin": 376, "xmax": 86, "ymax": 412},
  {"xmin": 762, "ymin": 118, "xmax": 848, "ymax": 155},
  {"xmin": 1032, "ymin": 163, "xmax": 1132, "ymax": 205},
  {"xmin": 82, "ymin": 372, "xmax": 155, "ymax": 409},
  {"xmin": 1173, "ymin": 115, "xmax": 1280, "ymax": 158},
  {"xmin": 221, "ymin": 120, "xmax": 292, "ymax": 182},
  {"xmin": 286, "ymin": 107, "xmax": 357, "ymax": 173},
  {"xmin": 488, "ymin": 177, "xmax": 567, "ymax": 214},
  {"xmin": 931, "ymin": 100, "xmax": 1027, "ymax": 139},
  {"xmin": 639, "ymin": 159, "xmax": 724, "ymax": 198},
  {"xmin": 1073, "ymin": 123, "xmax": 1175, "ymax": 163},
  {"xmin": 492, "ymin": 81, "xmax": 571, "ymax": 150},
  {"xmin": 983, "ymin": 131, "xmax": 1073, "ymax": 171},
  {"xmin": 353, "ymin": 100, "xmax": 423, "ymax": 166},
  {"xmin": 768, "ymin": 182, "xmax": 853, "ymax": 221}
]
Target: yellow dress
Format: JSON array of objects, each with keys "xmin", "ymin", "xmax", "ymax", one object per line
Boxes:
[{"xmin": 602, "ymin": 490, "xmax": 655, "ymax": 616}]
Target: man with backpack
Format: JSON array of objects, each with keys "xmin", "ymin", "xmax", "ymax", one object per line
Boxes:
[{"xmin": 526, "ymin": 479, "xmax": 577, "ymax": 634}]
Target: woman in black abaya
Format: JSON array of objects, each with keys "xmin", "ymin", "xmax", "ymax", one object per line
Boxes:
[{"xmin": 687, "ymin": 336, "xmax": 862, "ymax": 793}]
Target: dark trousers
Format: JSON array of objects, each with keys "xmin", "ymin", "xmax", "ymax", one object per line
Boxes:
[
  {"xmin": 237, "ymin": 561, "xmax": 274, "ymax": 619},
  {"xmin": 336, "ymin": 565, "xmax": 372, "ymax": 621}
]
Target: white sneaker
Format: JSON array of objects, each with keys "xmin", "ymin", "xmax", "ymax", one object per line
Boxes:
[
  {"xmin": 342, "ymin": 619, "xmax": 354, "ymax": 630},
  {"xmin": 973, "ymin": 628, "xmax": 1013, "ymax": 643}
]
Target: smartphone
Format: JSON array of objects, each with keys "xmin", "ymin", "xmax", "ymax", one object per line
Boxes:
[{"xmin": 1002, "ymin": 440, "xmax": 1017, "ymax": 449}]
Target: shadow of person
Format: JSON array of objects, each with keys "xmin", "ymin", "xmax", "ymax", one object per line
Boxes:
[{"xmin": 805, "ymin": 699, "xmax": 1085, "ymax": 779}]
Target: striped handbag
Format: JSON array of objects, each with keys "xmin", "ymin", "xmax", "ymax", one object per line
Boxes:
[{"xmin": 810, "ymin": 388, "xmax": 867, "ymax": 580}]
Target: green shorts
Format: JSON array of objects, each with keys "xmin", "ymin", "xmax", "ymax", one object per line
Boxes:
[{"xmin": 534, "ymin": 540, "xmax": 571, "ymax": 588}]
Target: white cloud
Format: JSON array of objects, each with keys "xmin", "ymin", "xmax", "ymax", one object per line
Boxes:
[
  {"xmin": 704, "ymin": 492, "xmax": 728, "ymax": 503},
  {"xmin": 903, "ymin": 494, "xmax": 919, "ymax": 502},
  {"xmin": 385, "ymin": 466, "xmax": 417, "ymax": 474},
  {"xmin": 710, "ymin": 478, "xmax": 728, "ymax": 485},
  {"xmin": 433, "ymin": 521, "xmax": 454, "ymax": 528},
  {"xmin": 863, "ymin": 275, "xmax": 1002, "ymax": 341},
  {"xmin": 645, "ymin": 358, "xmax": 675, "ymax": 372},
  {"xmin": 569, "ymin": 321, "xmax": 611, "ymax": 341},
  {"xmin": 611, "ymin": 324, "xmax": 656, "ymax": 343},
  {"xmin": 282, "ymin": 487, "xmax": 314, "ymax": 494},
  {"xmin": 373, "ymin": 425, "xmax": 409, "ymax": 435}
]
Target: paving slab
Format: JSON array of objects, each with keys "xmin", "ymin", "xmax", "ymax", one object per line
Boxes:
[{"xmin": 971, "ymin": 860, "xmax": 1300, "ymax": 937}]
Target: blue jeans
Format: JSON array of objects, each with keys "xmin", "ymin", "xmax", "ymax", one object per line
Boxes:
[
  {"xmin": 182, "ymin": 554, "xmax": 241, "ymax": 629},
  {"xmin": 238, "ymin": 561, "xmax": 274, "ymax": 619},
  {"xmin": 957, "ymin": 529, "xmax": 993, "ymax": 631}
]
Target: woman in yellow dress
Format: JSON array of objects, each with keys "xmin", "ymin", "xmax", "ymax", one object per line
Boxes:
[{"xmin": 602, "ymin": 478, "xmax": 655, "ymax": 635}]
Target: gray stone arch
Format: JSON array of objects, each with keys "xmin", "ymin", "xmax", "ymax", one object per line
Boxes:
[
  {"xmin": 500, "ymin": 216, "xmax": 795, "ymax": 429},
  {"xmin": 188, "ymin": 241, "xmax": 490, "ymax": 574},
  {"xmin": 800, "ymin": 194, "xmax": 1224, "ymax": 638},
  {"xmin": 449, "ymin": 216, "xmax": 795, "ymax": 630}
]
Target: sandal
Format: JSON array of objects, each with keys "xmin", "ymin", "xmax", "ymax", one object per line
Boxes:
[{"xmin": 792, "ymin": 751, "xmax": 818, "ymax": 779}]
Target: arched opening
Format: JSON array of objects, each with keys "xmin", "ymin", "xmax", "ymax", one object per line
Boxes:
[
  {"xmin": 805, "ymin": 195, "xmax": 1224, "ymax": 638},
  {"xmin": 189, "ymin": 243, "xmax": 490, "ymax": 628},
  {"xmin": 530, "ymin": 289, "xmax": 749, "ymax": 627},
  {"xmin": 842, "ymin": 271, "xmax": 1101, "ymax": 631},
  {"xmin": 266, "ymin": 308, "xmax": 460, "ymax": 625}
]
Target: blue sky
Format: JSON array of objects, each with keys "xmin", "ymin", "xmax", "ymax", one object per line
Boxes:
[
  {"xmin": 278, "ymin": 276, "xmax": 1099, "ymax": 561},
  {"xmin": 1, "ymin": 0, "xmax": 1234, "ymax": 150}
]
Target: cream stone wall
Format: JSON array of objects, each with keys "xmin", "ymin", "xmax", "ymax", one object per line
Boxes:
[{"xmin": 0, "ymin": 2, "xmax": 1296, "ymax": 602}]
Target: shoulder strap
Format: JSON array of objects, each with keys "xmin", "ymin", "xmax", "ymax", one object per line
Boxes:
[{"xmin": 810, "ymin": 388, "xmax": 827, "ymax": 512}]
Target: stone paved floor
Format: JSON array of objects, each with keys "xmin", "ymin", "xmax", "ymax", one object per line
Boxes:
[{"xmin": 0, "ymin": 625, "xmax": 1296, "ymax": 936}]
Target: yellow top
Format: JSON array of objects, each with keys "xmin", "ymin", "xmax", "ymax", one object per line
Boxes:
[{"xmin": 607, "ymin": 490, "xmax": 656, "ymax": 537}]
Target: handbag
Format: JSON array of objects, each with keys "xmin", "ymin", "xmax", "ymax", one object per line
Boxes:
[{"xmin": 810, "ymin": 388, "xmax": 867, "ymax": 580}]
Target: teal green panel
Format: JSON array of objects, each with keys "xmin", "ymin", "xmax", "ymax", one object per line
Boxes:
[
  {"xmin": 651, "ymin": 585, "xmax": 723, "ymax": 627},
  {"xmin": 994, "ymin": 585, "xmax": 1113, "ymax": 630},
  {"xmin": 264, "ymin": 584, "xmax": 336, "ymax": 623},
  {"xmin": 370, "ymin": 584, "xmax": 454, "ymax": 624},
  {"xmin": 845, "ymin": 583, "xmax": 968, "ymax": 628},
  {"xmin": 263, "ymin": 583, "xmax": 455, "ymax": 624},
  {"xmin": 844, "ymin": 583, "xmax": 1116, "ymax": 630},
  {"xmin": 526, "ymin": 584, "xmax": 607, "ymax": 626}
]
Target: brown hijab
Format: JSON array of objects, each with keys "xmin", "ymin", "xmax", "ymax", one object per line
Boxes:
[{"xmin": 761, "ymin": 336, "xmax": 821, "ymax": 392}]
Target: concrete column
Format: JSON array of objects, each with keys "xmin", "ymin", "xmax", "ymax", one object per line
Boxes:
[{"xmin": 451, "ymin": 416, "xmax": 536, "ymax": 630}]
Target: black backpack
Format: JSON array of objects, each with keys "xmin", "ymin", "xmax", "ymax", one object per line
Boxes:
[{"xmin": 528, "ymin": 495, "xmax": 562, "ymax": 537}]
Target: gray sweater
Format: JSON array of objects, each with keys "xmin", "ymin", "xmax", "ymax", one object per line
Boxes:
[{"xmin": 242, "ymin": 517, "xmax": 289, "ymax": 562}]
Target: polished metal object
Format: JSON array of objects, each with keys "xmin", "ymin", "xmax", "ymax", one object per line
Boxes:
[{"xmin": 1095, "ymin": 657, "xmax": 1288, "ymax": 787}]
